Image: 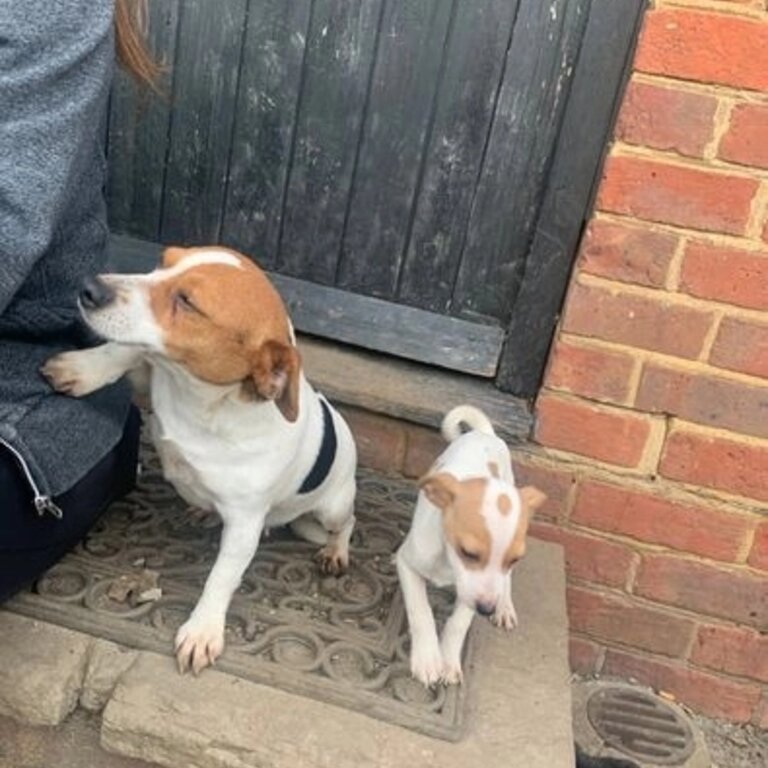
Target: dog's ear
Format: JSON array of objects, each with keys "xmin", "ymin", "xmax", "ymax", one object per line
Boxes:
[
  {"xmin": 419, "ymin": 472, "xmax": 460, "ymax": 510},
  {"xmin": 244, "ymin": 339, "xmax": 301, "ymax": 422},
  {"xmin": 508, "ymin": 486, "xmax": 547, "ymax": 560},
  {"xmin": 516, "ymin": 486, "xmax": 547, "ymax": 538},
  {"xmin": 161, "ymin": 247, "xmax": 187, "ymax": 269},
  {"xmin": 519, "ymin": 486, "xmax": 547, "ymax": 517}
]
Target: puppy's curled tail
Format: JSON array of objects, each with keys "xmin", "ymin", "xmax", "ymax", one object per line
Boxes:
[{"xmin": 441, "ymin": 405, "xmax": 495, "ymax": 442}]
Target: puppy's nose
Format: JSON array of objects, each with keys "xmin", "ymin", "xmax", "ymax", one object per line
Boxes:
[
  {"xmin": 475, "ymin": 599, "xmax": 496, "ymax": 617},
  {"xmin": 80, "ymin": 276, "xmax": 116, "ymax": 310}
]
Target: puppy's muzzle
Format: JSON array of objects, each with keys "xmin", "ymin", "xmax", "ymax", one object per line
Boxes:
[{"xmin": 80, "ymin": 276, "xmax": 116, "ymax": 310}]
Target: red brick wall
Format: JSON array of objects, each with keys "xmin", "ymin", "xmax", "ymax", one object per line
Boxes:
[{"xmin": 532, "ymin": 0, "xmax": 768, "ymax": 725}]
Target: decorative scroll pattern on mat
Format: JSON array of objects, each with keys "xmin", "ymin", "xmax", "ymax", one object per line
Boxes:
[{"xmin": 8, "ymin": 434, "xmax": 475, "ymax": 740}]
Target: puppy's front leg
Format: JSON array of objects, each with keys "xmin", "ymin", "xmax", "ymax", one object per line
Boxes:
[
  {"xmin": 396, "ymin": 550, "xmax": 444, "ymax": 687},
  {"xmin": 42, "ymin": 342, "xmax": 142, "ymax": 397},
  {"xmin": 175, "ymin": 514, "xmax": 263, "ymax": 675},
  {"xmin": 492, "ymin": 572, "xmax": 518, "ymax": 630},
  {"xmin": 440, "ymin": 602, "xmax": 474, "ymax": 684}
]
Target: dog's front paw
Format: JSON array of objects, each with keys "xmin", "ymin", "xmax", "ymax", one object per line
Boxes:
[
  {"xmin": 41, "ymin": 352, "xmax": 101, "ymax": 397},
  {"xmin": 491, "ymin": 600, "xmax": 518, "ymax": 631},
  {"xmin": 315, "ymin": 545, "xmax": 348, "ymax": 576},
  {"xmin": 440, "ymin": 659, "xmax": 464, "ymax": 686},
  {"xmin": 174, "ymin": 615, "xmax": 225, "ymax": 675},
  {"xmin": 410, "ymin": 640, "xmax": 444, "ymax": 688}
]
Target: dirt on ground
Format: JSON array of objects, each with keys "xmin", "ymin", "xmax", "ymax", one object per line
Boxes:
[
  {"xmin": 0, "ymin": 712, "xmax": 159, "ymax": 768},
  {"xmin": 692, "ymin": 714, "xmax": 767, "ymax": 768}
]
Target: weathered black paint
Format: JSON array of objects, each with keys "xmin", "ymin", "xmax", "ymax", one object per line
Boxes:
[{"xmin": 106, "ymin": 0, "xmax": 645, "ymax": 392}]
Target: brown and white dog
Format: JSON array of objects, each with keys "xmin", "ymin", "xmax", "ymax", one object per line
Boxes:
[
  {"xmin": 396, "ymin": 405, "xmax": 546, "ymax": 686},
  {"xmin": 42, "ymin": 246, "xmax": 357, "ymax": 674}
]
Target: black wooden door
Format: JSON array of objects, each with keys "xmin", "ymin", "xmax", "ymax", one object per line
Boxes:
[{"xmin": 107, "ymin": 0, "xmax": 645, "ymax": 396}]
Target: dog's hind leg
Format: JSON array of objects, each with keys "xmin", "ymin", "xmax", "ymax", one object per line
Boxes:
[{"xmin": 312, "ymin": 477, "xmax": 356, "ymax": 576}]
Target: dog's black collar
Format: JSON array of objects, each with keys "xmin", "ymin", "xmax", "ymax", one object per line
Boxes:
[{"xmin": 298, "ymin": 398, "xmax": 337, "ymax": 495}]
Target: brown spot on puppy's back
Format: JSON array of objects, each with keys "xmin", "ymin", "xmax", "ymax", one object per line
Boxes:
[
  {"xmin": 497, "ymin": 493, "xmax": 512, "ymax": 516},
  {"xmin": 487, "ymin": 461, "xmax": 500, "ymax": 478}
]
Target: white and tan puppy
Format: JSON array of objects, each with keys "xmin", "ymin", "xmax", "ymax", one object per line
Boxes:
[
  {"xmin": 42, "ymin": 246, "xmax": 357, "ymax": 675},
  {"xmin": 396, "ymin": 405, "xmax": 546, "ymax": 687}
]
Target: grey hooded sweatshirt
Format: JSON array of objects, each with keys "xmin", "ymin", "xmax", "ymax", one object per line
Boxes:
[{"xmin": 0, "ymin": 0, "xmax": 130, "ymax": 515}]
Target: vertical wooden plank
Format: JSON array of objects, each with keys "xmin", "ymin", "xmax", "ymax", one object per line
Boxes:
[
  {"xmin": 453, "ymin": 0, "xmax": 591, "ymax": 323},
  {"xmin": 220, "ymin": 0, "xmax": 312, "ymax": 268},
  {"xmin": 160, "ymin": 0, "xmax": 249, "ymax": 244},
  {"xmin": 497, "ymin": 0, "xmax": 646, "ymax": 397},
  {"xmin": 107, "ymin": 0, "xmax": 179, "ymax": 240},
  {"xmin": 397, "ymin": 0, "xmax": 520, "ymax": 313},
  {"xmin": 277, "ymin": 0, "xmax": 384, "ymax": 284},
  {"xmin": 335, "ymin": 0, "xmax": 453, "ymax": 299}
]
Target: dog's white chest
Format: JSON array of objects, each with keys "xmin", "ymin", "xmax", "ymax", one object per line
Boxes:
[{"xmin": 149, "ymin": 414, "xmax": 216, "ymax": 511}]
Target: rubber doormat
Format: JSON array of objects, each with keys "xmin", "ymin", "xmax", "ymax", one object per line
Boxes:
[{"xmin": 8, "ymin": 433, "xmax": 475, "ymax": 741}]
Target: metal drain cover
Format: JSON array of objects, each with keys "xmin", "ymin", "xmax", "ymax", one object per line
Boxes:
[{"xmin": 587, "ymin": 686, "xmax": 695, "ymax": 765}]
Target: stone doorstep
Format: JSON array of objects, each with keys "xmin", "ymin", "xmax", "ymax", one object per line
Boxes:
[{"xmin": 0, "ymin": 539, "xmax": 574, "ymax": 768}]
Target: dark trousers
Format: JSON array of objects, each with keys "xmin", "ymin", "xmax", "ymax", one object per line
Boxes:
[{"xmin": 0, "ymin": 406, "xmax": 141, "ymax": 602}]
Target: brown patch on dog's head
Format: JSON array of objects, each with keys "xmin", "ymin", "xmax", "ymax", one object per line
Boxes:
[
  {"xmin": 149, "ymin": 247, "xmax": 301, "ymax": 421},
  {"xmin": 419, "ymin": 473, "xmax": 491, "ymax": 570},
  {"xmin": 487, "ymin": 461, "xmax": 500, "ymax": 479},
  {"xmin": 502, "ymin": 485, "xmax": 547, "ymax": 569},
  {"xmin": 497, "ymin": 493, "xmax": 511, "ymax": 516},
  {"xmin": 161, "ymin": 246, "xmax": 188, "ymax": 269}
]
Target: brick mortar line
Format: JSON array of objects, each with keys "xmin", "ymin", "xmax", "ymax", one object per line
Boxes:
[
  {"xmin": 663, "ymin": 236, "xmax": 689, "ymax": 291},
  {"xmin": 738, "ymin": 526, "xmax": 759, "ymax": 565},
  {"xmin": 665, "ymin": 413, "xmax": 768, "ymax": 446},
  {"xmin": 746, "ymin": 181, "xmax": 768, "ymax": 239},
  {"xmin": 516, "ymin": 438, "xmax": 767, "ymax": 519},
  {"xmin": 576, "ymin": 271, "xmax": 768, "ymax": 325},
  {"xmin": 631, "ymin": 71, "xmax": 768, "ymax": 103},
  {"xmin": 610, "ymin": 142, "xmax": 768, "ymax": 181},
  {"xmin": 625, "ymin": 357, "xmax": 645, "ymax": 406},
  {"xmin": 698, "ymin": 309, "xmax": 725, "ymax": 362},
  {"xmin": 656, "ymin": 0, "xmax": 768, "ymax": 21},
  {"xmin": 566, "ymin": 577, "xmax": 767, "ymax": 633},
  {"xmin": 530, "ymin": 424, "xmax": 768, "ymax": 513},
  {"xmin": 576, "ymin": 630, "xmax": 768, "ymax": 689},
  {"xmin": 557, "ymin": 331, "xmax": 768, "ymax": 390},
  {"xmin": 553, "ymin": 517, "xmax": 760, "ymax": 567},
  {"xmin": 592, "ymin": 209, "xmax": 768, "ymax": 251},
  {"xmin": 702, "ymin": 97, "xmax": 735, "ymax": 161}
]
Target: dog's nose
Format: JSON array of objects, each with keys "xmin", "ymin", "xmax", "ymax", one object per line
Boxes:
[
  {"xmin": 475, "ymin": 599, "xmax": 496, "ymax": 617},
  {"xmin": 80, "ymin": 276, "xmax": 116, "ymax": 310}
]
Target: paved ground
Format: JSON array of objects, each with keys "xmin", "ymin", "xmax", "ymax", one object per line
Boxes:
[
  {"xmin": 693, "ymin": 714, "xmax": 767, "ymax": 768},
  {"xmin": 0, "ymin": 711, "xmax": 158, "ymax": 768},
  {"xmin": 0, "ymin": 537, "xmax": 574, "ymax": 768}
]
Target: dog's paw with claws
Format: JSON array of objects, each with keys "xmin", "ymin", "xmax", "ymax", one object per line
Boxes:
[
  {"xmin": 315, "ymin": 545, "xmax": 348, "ymax": 576},
  {"xmin": 491, "ymin": 600, "xmax": 518, "ymax": 631},
  {"xmin": 175, "ymin": 615, "xmax": 225, "ymax": 675}
]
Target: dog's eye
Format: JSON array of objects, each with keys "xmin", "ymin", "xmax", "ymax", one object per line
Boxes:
[
  {"xmin": 174, "ymin": 291, "xmax": 198, "ymax": 313},
  {"xmin": 459, "ymin": 546, "xmax": 481, "ymax": 563},
  {"xmin": 504, "ymin": 557, "xmax": 520, "ymax": 571}
]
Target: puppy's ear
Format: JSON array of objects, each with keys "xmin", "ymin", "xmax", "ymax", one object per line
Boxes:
[
  {"xmin": 419, "ymin": 472, "xmax": 460, "ymax": 510},
  {"xmin": 245, "ymin": 339, "xmax": 301, "ymax": 422},
  {"xmin": 509, "ymin": 486, "xmax": 547, "ymax": 557},
  {"xmin": 519, "ymin": 486, "xmax": 547, "ymax": 517},
  {"xmin": 161, "ymin": 247, "xmax": 187, "ymax": 269}
]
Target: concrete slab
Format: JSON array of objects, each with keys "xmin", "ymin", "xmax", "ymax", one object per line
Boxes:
[
  {"xmin": 0, "ymin": 710, "xmax": 159, "ymax": 768},
  {"xmin": 0, "ymin": 613, "xmax": 91, "ymax": 726},
  {"xmin": 100, "ymin": 539, "xmax": 574, "ymax": 768}
]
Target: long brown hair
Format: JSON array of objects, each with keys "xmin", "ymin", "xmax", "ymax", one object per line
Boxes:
[{"xmin": 114, "ymin": 0, "xmax": 162, "ymax": 91}]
